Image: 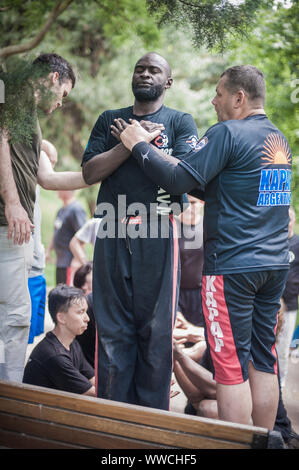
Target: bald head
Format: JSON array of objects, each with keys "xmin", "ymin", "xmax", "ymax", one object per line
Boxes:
[
  {"xmin": 132, "ymin": 52, "xmax": 173, "ymax": 104},
  {"xmin": 41, "ymin": 139, "xmax": 58, "ymax": 168},
  {"xmin": 135, "ymin": 52, "xmax": 172, "ymax": 77}
]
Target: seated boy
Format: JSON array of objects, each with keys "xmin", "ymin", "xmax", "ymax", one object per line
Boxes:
[{"xmin": 23, "ymin": 284, "xmax": 95, "ymax": 396}]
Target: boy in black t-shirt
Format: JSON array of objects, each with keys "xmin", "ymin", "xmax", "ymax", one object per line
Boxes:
[{"xmin": 23, "ymin": 285, "xmax": 95, "ymax": 396}]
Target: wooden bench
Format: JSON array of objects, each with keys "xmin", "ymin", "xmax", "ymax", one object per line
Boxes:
[{"xmin": 0, "ymin": 380, "xmax": 285, "ymax": 449}]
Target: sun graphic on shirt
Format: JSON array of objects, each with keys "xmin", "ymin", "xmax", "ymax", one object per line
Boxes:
[{"xmin": 261, "ymin": 133, "xmax": 291, "ymax": 165}]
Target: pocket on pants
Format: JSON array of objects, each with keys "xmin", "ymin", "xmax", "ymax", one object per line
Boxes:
[{"xmin": 0, "ymin": 237, "xmax": 33, "ymax": 327}]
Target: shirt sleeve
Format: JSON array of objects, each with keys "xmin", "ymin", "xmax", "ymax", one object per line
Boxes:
[
  {"xmin": 75, "ymin": 219, "xmax": 94, "ymax": 244},
  {"xmin": 81, "ymin": 112, "xmax": 109, "ymax": 165},
  {"xmin": 171, "ymin": 113, "xmax": 199, "ymax": 159},
  {"xmin": 45, "ymin": 354, "xmax": 93, "ymax": 394},
  {"xmin": 131, "ymin": 123, "xmax": 234, "ymax": 195},
  {"xmin": 179, "ymin": 122, "xmax": 235, "ymax": 186}
]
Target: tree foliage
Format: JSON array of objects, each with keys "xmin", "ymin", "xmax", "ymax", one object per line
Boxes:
[
  {"xmin": 227, "ymin": 0, "xmax": 299, "ymax": 208},
  {"xmin": 0, "ymin": 0, "xmax": 297, "ymax": 211},
  {"xmin": 0, "ymin": 0, "xmax": 161, "ymax": 145},
  {"xmin": 146, "ymin": 0, "xmax": 274, "ymax": 51},
  {"xmin": 0, "ymin": 0, "xmax": 161, "ymax": 61}
]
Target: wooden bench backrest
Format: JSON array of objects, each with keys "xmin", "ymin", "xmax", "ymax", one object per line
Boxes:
[{"xmin": 0, "ymin": 380, "xmax": 273, "ymax": 449}]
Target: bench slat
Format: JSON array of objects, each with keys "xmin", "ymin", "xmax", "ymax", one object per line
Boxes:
[
  {"xmin": 0, "ymin": 397, "xmax": 250, "ymax": 449},
  {"xmin": 0, "ymin": 413, "xmax": 167, "ymax": 449},
  {"xmin": 0, "ymin": 381, "xmax": 266, "ymax": 447},
  {"xmin": 0, "ymin": 428, "xmax": 85, "ymax": 449}
]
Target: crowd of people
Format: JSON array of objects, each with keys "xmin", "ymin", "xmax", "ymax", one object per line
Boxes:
[{"xmin": 0, "ymin": 51, "xmax": 298, "ymax": 449}]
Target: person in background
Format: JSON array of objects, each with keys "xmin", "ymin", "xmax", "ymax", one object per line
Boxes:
[
  {"xmin": 73, "ymin": 262, "xmax": 95, "ymax": 368},
  {"xmin": 276, "ymin": 206, "xmax": 299, "ymax": 388},
  {"xmin": 69, "ymin": 217, "xmax": 102, "ymax": 278},
  {"xmin": 46, "ymin": 190, "xmax": 86, "ymax": 285},
  {"xmin": 27, "ymin": 140, "xmax": 57, "ymax": 344},
  {"xmin": 73, "ymin": 262, "xmax": 93, "ymax": 296},
  {"xmin": 177, "ymin": 195, "xmax": 204, "ymax": 327}
]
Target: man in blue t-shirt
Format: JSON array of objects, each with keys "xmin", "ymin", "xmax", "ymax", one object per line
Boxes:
[
  {"xmin": 119, "ymin": 65, "xmax": 292, "ymax": 430},
  {"xmin": 81, "ymin": 52, "xmax": 199, "ymax": 409}
]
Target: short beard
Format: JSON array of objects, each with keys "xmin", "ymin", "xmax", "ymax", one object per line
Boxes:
[{"xmin": 132, "ymin": 83, "xmax": 164, "ymax": 102}]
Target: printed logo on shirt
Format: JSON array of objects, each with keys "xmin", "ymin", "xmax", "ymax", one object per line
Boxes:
[
  {"xmin": 261, "ymin": 133, "xmax": 292, "ymax": 166},
  {"xmin": 289, "ymin": 250, "xmax": 295, "ymax": 263},
  {"xmin": 154, "ymin": 133, "xmax": 173, "ymax": 155},
  {"xmin": 54, "ymin": 218, "xmax": 63, "ymax": 230},
  {"xmin": 257, "ymin": 133, "xmax": 292, "ymax": 207},
  {"xmin": 154, "ymin": 133, "xmax": 169, "ymax": 149},
  {"xmin": 186, "ymin": 135, "xmax": 208, "ymax": 151}
]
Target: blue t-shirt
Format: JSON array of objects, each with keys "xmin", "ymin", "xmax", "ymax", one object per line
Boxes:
[
  {"xmin": 82, "ymin": 105, "xmax": 198, "ymax": 217},
  {"xmin": 179, "ymin": 114, "xmax": 292, "ymax": 274}
]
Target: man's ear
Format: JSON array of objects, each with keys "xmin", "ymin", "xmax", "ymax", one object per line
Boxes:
[
  {"xmin": 49, "ymin": 71, "xmax": 60, "ymax": 85},
  {"xmin": 56, "ymin": 311, "xmax": 66, "ymax": 325},
  {"xmin": 165, "ymin": 77, "xmax": 173, "ymax": 90},
  {"xmin": 234, "ymin": 89, "xmax": 246, "ymax": 108}
]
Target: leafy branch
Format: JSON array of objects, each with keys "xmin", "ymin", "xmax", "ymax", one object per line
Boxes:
[{"xmin": 0, "ymin": 0, "xmax": 74, "ymax": 61}]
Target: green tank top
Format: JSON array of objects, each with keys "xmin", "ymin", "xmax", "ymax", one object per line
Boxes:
[{"xmin": 0, "ymin": 119, "xmax": 42, "ymax": 225}]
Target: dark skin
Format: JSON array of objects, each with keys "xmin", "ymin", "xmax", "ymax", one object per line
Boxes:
[{"xmin": 82, "ymin": 53, "xmax": 172, "ymax": 185}]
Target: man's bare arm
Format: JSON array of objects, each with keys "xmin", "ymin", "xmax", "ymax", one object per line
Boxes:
[
  {"xmin": 82, "ymin": 143, "xmax": 131, "ymax": 185},
  {"xmin": 69, "ymin": 235, "xmax": 88, "ymax": 265},
  {"xmin": 0, "ymin": 131, "xmax": 34, "ymax": 244},
  {"xmin": 82, "ymin": 118, "xmax": 165, "ymax": 185},
  {"xmin": 173, "ymin": 342, "xmax": 216, "ymax": 398},
  {"xmin": 37, "ymin": 151, "xmax": 90, "ymax": 190}
]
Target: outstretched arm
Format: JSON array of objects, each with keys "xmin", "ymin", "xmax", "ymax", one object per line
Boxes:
[
  {"xmin": 37, "ymin": 151, "xmax": 89, "ymax": 190},
  {"xmin": 120, "ymin": 120, "xmax": 200, "ymax": 195}
]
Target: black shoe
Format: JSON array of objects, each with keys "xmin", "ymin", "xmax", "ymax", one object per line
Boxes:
[{"xmin": 286, "ymin": 429, "xmax": 299, "ymax": 449}]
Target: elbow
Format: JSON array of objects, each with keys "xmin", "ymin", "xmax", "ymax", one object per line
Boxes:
[
  {"xmin": 82, "ymin": 163, "xmax": 96, "ymax": 185},
  {"xmin": 38, "ymin": 178, "xmax": 53, "ymax": 191},
  {"xmin": 163, "ymin": 182, "xmax": 186, "ymax": 196}
]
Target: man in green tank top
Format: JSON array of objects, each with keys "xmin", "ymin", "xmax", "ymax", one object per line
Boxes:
[{"xmin": 0, "ymin": 53, "xmax": 89, "ymax": 382}]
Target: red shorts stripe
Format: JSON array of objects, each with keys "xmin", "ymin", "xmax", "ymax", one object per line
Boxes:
[
  {"xmin": 66, "ymin": 267, "xmax": 72, "ymax": 286},
  {"xmin": 202, "ymin": 275, "xmax": 244, "ymax": 384}
]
